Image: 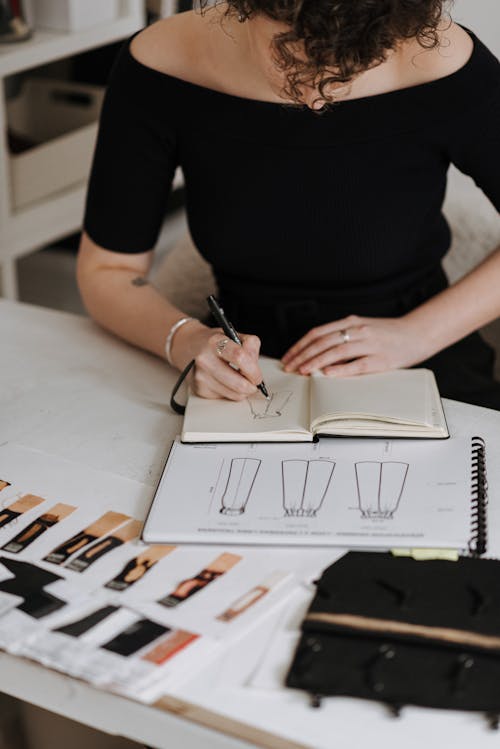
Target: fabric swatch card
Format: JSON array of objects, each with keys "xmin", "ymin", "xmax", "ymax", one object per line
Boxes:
[
  {"xmin": 66, "ymin": 520, "xmax": 143, "ymax": 572},
  {"xmin": 19, "ymin": 594, "xmax": 218, "ymax": 700},
  {"xmin": 105, "ymin": 545, "xmax": 176, "ymax": 591},
  {"xmin": 44, "ymin": 511, "xmax": 131, "ymax": 565},
  {"xmin": 0, "ymin": 495, "xmax": 45, "ymax": 530},
  {"xmin": 2, "ymin": 504, "xmax": 76, "ymax": 554},
  {"xmin": 134, "ymin": 547, "xmax": 297, "ymax": 639}
]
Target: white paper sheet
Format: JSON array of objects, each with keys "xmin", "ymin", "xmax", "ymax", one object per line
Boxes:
[{"xmin": 144, "ymin": 437, "xmax": 473, "ymax": 549}]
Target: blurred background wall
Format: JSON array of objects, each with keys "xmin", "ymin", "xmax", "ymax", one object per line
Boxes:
[{"xmin": 453, "ymin": 0, "xmax": 500, "ymax": 54}]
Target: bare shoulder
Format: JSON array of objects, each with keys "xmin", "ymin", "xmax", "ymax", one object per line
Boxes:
[
  {"xmin": 435, "ymin": 22, "xmax": 475, "ymax": 73},
  {"xmin": 404, "ymin": 21, "xmax": 474, "ymax": 80},
  {"xmin": 129, "ymin": 8, "xmax": 225, "ymax": 82}
]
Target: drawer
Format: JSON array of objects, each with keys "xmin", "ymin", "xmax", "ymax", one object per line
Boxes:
[
  {"xmin": 7, "ymin": 77, "xmax": 105, "ymax": 211},
  {"xmin": 31, "ymin": 0, "xmax": 120, "ymax": 32}
]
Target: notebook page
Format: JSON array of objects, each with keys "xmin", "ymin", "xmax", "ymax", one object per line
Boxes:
[
  {"xmin": 427, "ymin": 372, "xmax": 448, "ymax": 430},
  {"xmin": 182, "ymin": 358, "xmax": 310, "ymax": 441},
  {"xmin": 144, "ymin": 436, "xmax": 473, "ymax": 549},
  {"xmin": 310, "ymin": 369, "xmax": 433, "ymax": 428}
]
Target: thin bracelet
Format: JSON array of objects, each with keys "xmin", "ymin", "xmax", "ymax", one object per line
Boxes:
[{"xmin": 165, "ymin": 317, "xmax": 196, "ymax": 366}]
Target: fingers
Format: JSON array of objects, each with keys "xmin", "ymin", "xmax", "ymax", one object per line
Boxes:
[
  {"xmin": 297, "ymin": 341, "xmax": 368, "ymax": 374},
  {"xmin": 192, "ymin": 367, "xmax": 253, "ymax": 400},
  {"xmin": 284, "ymin": 325, "xmax": 369, "ymax": 374},
  {"xmin": 323, "ymin": 356, "xmax": 384, "ymax": 377},
  {"xmin": 240, "ymin": 332, "xmax": 261, "ymax": 359},
  {"xmin": 193, "ymin": 332, "xmax": 263, "ymax": 401},
  {"xmin": 282, "ymin": 316, "xmax": 363, "ymax": 371},
  {"xmin": 281, "ymin": 315, "xmax": 414, "ymax": 378},
  {"xmin": 216, "ymin": 334, "xmax": 263, "ymax": 384},
  {"xmin": 239, "ymin": 335, "xmax": 263, "ymax": 383}
]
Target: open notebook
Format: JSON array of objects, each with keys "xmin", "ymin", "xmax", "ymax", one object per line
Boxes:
[{"xmin": 182, "ymin": 358, "xmax": 449, "ymax": 442}]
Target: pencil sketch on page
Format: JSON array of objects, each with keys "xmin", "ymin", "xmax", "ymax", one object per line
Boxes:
[
  {"xmin": 355, "ymin": 461, "xmax": 409, "ymax": 519},
  {"xmin": 247, "ymin": 390, "xmax": 293, "ymax": 420}
]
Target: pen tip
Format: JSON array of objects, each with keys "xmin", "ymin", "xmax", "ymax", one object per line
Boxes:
[{"xmin": 257, "ymin": 383, "xmax": 270, "ymax": 399}]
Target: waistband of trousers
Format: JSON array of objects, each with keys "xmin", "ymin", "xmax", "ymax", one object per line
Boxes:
[{"xmin": 214, "ymin": 264, "xmax": 448, "ymax": 310}]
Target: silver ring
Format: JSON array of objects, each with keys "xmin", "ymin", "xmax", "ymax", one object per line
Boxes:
[
  {"xmin": 340, "ymin": 329, "xmax": 351, "ymax": 344},
  {"xmin": 216, "ymin": 337, "xmax": 230, "ymax": 356}
]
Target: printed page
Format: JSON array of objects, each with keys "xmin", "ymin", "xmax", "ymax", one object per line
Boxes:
[
  {"xmin": 310, "ymin": 369, "xmax": 434, "ymax": 428},
  {"xmin": 144, "ymin": 437, "xmax": 473, "ymax": 549},
  {"xmin": 182, "ymin": 358, "xmax": 311, "ymax": 441}
]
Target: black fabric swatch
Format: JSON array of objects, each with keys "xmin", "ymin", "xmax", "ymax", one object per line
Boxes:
[
  {"xmin": 19, "ymin": 590, "xmax": 66, "ymax": 619},
  {"xmin": 101, "ymin": 618, "xmax": 167, "ymax": 656},
  {"xmin": 55, "ymin": 605, "xmax": 120, "ymax": 637},
  {"xmin": 0, "ymin": 557, "xmax": 64, "ymax": 619}
]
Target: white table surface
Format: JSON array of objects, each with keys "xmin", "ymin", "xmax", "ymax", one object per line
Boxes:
[{"xmin": 2, "ymin": 298, "xmax": 500, "ymax": 749}]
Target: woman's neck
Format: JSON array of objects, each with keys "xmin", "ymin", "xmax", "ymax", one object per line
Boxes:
[
  {"xmin": 206, "ymin": 9, "xmax": 472, "ymax": 107},
  {"xmin": 132, "ymin": 7, "xmax": 474, "ymax": 107}
]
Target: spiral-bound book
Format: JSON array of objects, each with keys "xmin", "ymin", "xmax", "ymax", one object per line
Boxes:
[{"xmin": 143, "ymin": 436, "xmax": 487, "ymax": 553}]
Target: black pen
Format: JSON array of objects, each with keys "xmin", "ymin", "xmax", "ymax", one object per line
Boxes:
[{"xmin": 207, "ymin": 295, "xmax": 270, "ymax": 400}]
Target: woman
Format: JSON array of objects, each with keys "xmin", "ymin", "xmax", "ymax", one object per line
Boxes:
[{"xmin": 78, "ymin": 0, "xmax": 500, "ymax": 408}]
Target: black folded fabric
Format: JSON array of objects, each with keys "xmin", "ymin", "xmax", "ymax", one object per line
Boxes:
[{"xmin": 286, "ymin": 552, "xmax": 500, "ymax": 725}]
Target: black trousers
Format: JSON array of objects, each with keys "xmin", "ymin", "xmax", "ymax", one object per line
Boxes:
[{"xmin": 215, "ymin": 266, "xmax": 500, "ymax": 411}]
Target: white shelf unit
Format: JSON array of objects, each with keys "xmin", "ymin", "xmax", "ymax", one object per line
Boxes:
[{"xmin": 0, "ymin": 0, "xmax": 146, "ymax": 299}]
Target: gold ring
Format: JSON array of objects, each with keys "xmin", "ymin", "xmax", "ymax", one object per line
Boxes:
[{"xmin": 216, "ymin": 337, "xmax": 230, "ymax": 356}]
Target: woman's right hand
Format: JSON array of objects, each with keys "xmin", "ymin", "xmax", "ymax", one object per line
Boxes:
[{"xmin": 170, "ymin": 321, "xmax": 264, "ymax": 401}]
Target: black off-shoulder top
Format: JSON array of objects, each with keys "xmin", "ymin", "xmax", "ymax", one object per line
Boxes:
[{"xmin": 83, "ymin": 27, "xmax": 500, "ymax": 298}]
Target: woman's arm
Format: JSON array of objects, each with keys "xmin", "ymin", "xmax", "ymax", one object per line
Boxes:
[
  {"xmin": 77, "ymin": 231, "xmax": 194, "ymax": 360},
  {"xmin": 405, "ymin": 243, "xmax": 500, "ymax": 360},
  {"xmin": 281, "ymin": 241, "xmax": 500, "ymax": 376},
  {"xmin": 77, "ymin": 232, "xmax": 263, "ymax": 398},
  {"xmin": 285, "ymin": 57, "xmax": 500, "ymax": 376}
]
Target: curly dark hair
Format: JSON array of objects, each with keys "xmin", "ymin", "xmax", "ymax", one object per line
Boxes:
[{"xmin": 200, "ymin": 0, "xmax": 452, "ymax": 107}]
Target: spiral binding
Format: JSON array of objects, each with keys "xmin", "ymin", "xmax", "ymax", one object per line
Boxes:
[{"xmin": 469, "ymin": 436, "xmax": 488, "ymax": 556}]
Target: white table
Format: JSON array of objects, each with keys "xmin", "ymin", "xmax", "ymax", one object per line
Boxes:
[{"xmin": 2, "ymin": 298, "xmax": 500, "ymax": 749}]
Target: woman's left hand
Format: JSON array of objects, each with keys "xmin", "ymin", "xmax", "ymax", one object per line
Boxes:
[{"xmin": 281, "ymin": 314, "xmax": 430, "ymax": 377}]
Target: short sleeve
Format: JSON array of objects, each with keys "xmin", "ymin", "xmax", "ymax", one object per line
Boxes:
[
  {"xmin": 448, "ymin": 85, "xmax": 500, "ymax": 213},
  {"xmin": 83, "ymin": 35, "xmax": 178, "ymax": 253}
]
